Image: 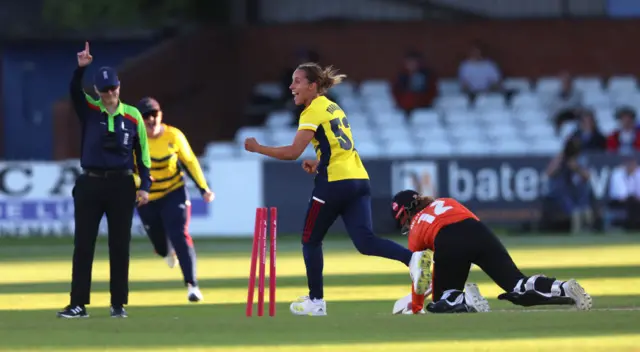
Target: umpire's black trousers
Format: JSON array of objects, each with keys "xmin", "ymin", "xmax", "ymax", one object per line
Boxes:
[{"xmin": 70, "ymin": 170, "xmax": 136, "ymax": 306}]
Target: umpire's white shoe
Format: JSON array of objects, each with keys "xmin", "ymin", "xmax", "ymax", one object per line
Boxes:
[
  {"xmin": 409, "ymin": 250, "xmax": 433, "ymax": 295},
  {"xmin": 290, "ymin": 296, "xmax": 327, "ymax": 316},
  {"xmin": 562, "ymin": 279, "xmax": 592, "ymax": 311},
  {"xmin": 188, "ymin": 284, "xmax": 203, "ymax": 302},
  {"xmin": 464, "ymin": 283, "xmax": 491, "ymax": 312},
  {"xmin": 164, "ymin": 251, "xmax": 178, "ymax": 269}
]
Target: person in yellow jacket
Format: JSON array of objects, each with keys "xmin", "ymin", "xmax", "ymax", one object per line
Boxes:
[{"xmin": 134, "ymin": 97, "xmax": 214, "ymax": 302}]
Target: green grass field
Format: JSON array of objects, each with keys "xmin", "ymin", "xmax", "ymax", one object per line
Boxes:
[{"xmin": 1, "ymin": 233, "xmax": 639, "ymax": 351}]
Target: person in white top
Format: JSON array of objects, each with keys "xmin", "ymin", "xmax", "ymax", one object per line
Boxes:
[
  {"xmin": 608, "ymin": 155, "xmax": 640, "ymax": 230},
  {"xmin": 457, "ymin": 44, "xmax": 502, "ymax": 95}
]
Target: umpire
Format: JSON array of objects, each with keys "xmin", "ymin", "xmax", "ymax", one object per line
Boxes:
[{"xmin": 57, "ymin": 42, "xmax": 152, "ymax": 319}]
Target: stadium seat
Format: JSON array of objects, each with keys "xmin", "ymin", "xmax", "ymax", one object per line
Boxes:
[
  {"xmin": 354, "ymin": 140, "xmax": 382, "ymax": 159},
  {"xmin": 529, "ymin": 137, "xmax": 563, "ymax": 155},
  {"xmin": 485, "ymin": 124, "xmax": 519, "ymax": 140},
  {"xmin": 454, "ymin": 140, "xmax": 492, "ymax": 156},
  {"xmin": 444, "ymin": 110, "xmax": 477, "ymax": 125},
  {"xmin": 535, "ymin": 77, "xmax": 562, "ymax": 94},
  {"xmin": 329, "ymin": 80, "xmax": 357, "ymax": 98},
  {"xmin": 572, "ymin": 76, "xmax": 603, "ymax": 93},
  {"xmin": 492, "ymin": 138, "xmax": 530, "ymax": 155},
  {"xmin": 502, "ymin": 77, "xmax": 531, "ymax": 92},
  {"xmin": 413, "ymin": 125, "xmax": 449, "ymax": 142},
  {"xmin": 437, "ymin": 78, "xmax": 461, "ymax": 96},
  {"xmin": 365, "ymin": 96, "xmax": 397, "ymax": 112},
  {"xmin": 608, "ymin": 75, "xmax": 637, "ymax": 94},
  {"xmin": 434, "ymin": 95, "xmax": 470, "ymax": 111},
  {"xmin": 521, "ymin": 123, "xmax": 555, "ymax": 140},
  {"xmin": 383, "ymin": 139, "xmax": 417, "ymax": 158},
  {"xmin": 235, "ymin": 126, "xmax": 270, "ymax": 146},
  {"xmin": 360, "ymin": 80, "xmax": 392, "ymax": 98},
  {"xmin": 611, "ymin": 91, "xmax": 640, "ymax": 108},
  {"xmin": 513, "ymin": 109, "xmax": 548, "ymax": 124},
  {"xmin": 448, "ymin": 125, "xmax": 486, "ymax": 141},
  {"xmin": 204, "ymin": 142, "xmax": 238, "ymax": 159},
  {"xmin": 270, "ymin": 128, "xmax": 298, "ymax": 145},
  {"xmin": 265, "ymin": 110, "xmax": 294, "ymax": 128},
  {"xmin": 478, "ymin": 110, "xmax": 513, "ymax": 125},
  {"xmin": 474, "ymin": 93, "xmax": 507, "ymax": 111},
  {"xmin": 337, "ymin": 96, "xmax": 363, "ymax": 114},
  {"xmin": 372, "ymin": 110, "xmax": 407, "ymax": 127},
  {"xmin": 253, "ymin": 82, "xmax": 282, "ymax": 100},
  {"xmin": 345, "ymin": 112, "xmax": 369, "ymax": 128},
  {"xmin": 511, "ymin": 92, "xmax": 542, "ymax": 111},
  {"xmin": 599, "ymin": 119, "xmax": 618, "ymax": 135},
  {"xmin": 582, "ymin": 91, "xmax": 611, "ymax": 108},
  {"xmin": 594, "ymin": 107, "xmax": 615, "ymax": 124},
  {"xmin": 379, "ymin": 126, "xmax": 413, "ymax": 143},
  {"xmin": 409, "ymin": 108, "xmax": 441, "ymax": 125},
  {"xmin": 417, "ymin": 140, "xmax": 454, "ymax": 156},
  {"xmin": 351, "ymin": 127, "xmax": 375, "ymax": 143}
]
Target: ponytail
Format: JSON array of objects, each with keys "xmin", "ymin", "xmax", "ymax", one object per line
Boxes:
[{"xmin": 297, "ymin": 62, "xmax": 347, "ymax": 95}]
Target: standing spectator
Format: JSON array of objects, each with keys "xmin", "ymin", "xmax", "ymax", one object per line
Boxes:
[
  {"xmin": 57, "ymin": 42, "xmax": 151, "ymax": 319},
  {"xmin": 549, "ymin": 72, "xmax": 583, "ymax": 134},
  {"xmin": 545, "ymin": 136, "xmax": 594, "ymax": 234},
  {"xmin": 608, "ymin": 155, "xmax": 640, "ymax": 230},
  {"xmin": 457, "ymin": 44, "xmax": 502, "ymax": 98},
  {"xmin": 607, "ymin": 107, "xmax": 640, "ymax": 154},
  {"xmin": 392, "ymin": 51, "xmax": 436, "ymax": 115},
  {"xmin": 569, "ymin": 110, "xmax": 606, "ymax": 151}
]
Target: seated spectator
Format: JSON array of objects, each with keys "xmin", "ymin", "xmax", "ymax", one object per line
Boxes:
[
  {"xmin": 607, "ymin": 107, "xmax": 640, "ymax": 154},
  {"xmin": 392, "ymin": 51, "xmax": 436, "ymax": 115},
  {"xmin": 549, "ymin": 72, "xmax": 583, "ymax": 134},
  {"xmin": 607, "ymin": 155, "xmax": 640, "ymax": 230},
  {"xmin": 569, "ymin": 109, "xmax": 606, "ymax": 151},
  {"xmin": 545, "ymin": 136, "xmax": 594, "ymax": 234},
  {"xmin": 457, "ymin": 44, "xmax": 502, "ymax": 98}
]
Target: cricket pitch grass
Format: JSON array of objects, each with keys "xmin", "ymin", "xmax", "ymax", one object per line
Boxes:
[{"xmin": 1, "ymin": 234, "xmax": 639, "ymax": 351}]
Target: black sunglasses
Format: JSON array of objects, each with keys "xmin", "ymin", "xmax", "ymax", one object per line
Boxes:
[
  {"xmin": 142, "ymin": 110, "xmax": 159, "ymax": 119},
  {"xmin": 98, "ymin": 85, "xmax": 119, "ymax": 93}
]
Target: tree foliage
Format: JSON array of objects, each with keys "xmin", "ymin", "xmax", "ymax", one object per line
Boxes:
[{"xmin": 41, "ymin": 0, "xmax": 195, "ymax": 30}]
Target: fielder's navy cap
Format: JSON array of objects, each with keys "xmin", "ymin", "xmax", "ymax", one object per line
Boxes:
[
  {"xmin": 94, "ymin": 66, "xmax": 120, "ymax": 91},
  {"xmin": 136, "ymin": 97, "xmax": 161, "ymax": 115}
]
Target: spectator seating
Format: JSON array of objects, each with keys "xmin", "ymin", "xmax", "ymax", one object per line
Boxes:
[{"xmin": 205, "ymin": 75, "xmax": 639, "ymax": 159}]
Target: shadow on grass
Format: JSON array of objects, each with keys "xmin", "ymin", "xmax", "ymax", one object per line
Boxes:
[
  {"xmin": 1, "ymin": 265, "xmax": 638, "ymax": 294},
  {"xmin": 0, "ymin": 300, "xmax": 638, "ymax": 350}
]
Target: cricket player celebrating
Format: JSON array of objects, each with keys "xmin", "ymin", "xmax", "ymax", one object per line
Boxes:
[
  {"xmin": 244, "ymin": 63, "xmax": 431, "ymax": 316},
  {"xmin": 135, "ymin": 97, "xmax": 214, "ymax": 302},
  {"xmin": 390, "ymin": 190, "xmax": 592, "ymax": 314}
]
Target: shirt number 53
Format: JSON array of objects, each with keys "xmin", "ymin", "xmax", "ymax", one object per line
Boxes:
[{"xmin": 329, "ymin": 117, "xmax": 353, "ymax": 150}]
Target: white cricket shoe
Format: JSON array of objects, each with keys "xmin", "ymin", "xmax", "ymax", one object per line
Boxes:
[
  {"xmin": 188, "ymin": 284, "xmax": 203, "ymax": 302},
  {"xmin": 409, "ymin": 250, "xmax": 433, "ymax": 295},
  {"xmin": 464, "ymin": 283, "xmax": 490, "ymax": 312},
  {"xmin": 164, "ymin": 251, "xmax": 178, "ymax": 269},
  {"xmin": 562, "ymin": 279, "xmax": 592, "ymax": 311},
  {"xmin": 289, "ymin": 296, "xmax": 327, "ymax": 316}
]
